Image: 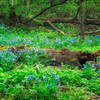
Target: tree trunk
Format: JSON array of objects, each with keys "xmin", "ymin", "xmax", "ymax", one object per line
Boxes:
[
  {"xmin": 11, "ymin": 0, "xmax": 14, "ymax": 6},
  {"xmin": 9, "ymin": 6, "xmax": 17, "ymax": 26},
  {"xmin": 79, "ymin": 0, "xmax": 85, "ymax": 39},
  {"xmin": 27, "ymin": 0, "xmax": 30, "ymax": 16}
]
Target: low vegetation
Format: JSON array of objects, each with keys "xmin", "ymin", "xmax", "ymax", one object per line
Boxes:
[{"xmin": 0, "ymin": 24, "xmax": 100, "ymax": 99}]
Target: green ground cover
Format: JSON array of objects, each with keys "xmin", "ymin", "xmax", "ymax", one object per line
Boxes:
[{"xmin": 0, "ymin": 24, "xmax": 100, "ymax": 99}]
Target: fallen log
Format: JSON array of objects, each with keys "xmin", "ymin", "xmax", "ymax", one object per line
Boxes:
[
  {"xmin": 8, "ymin": 46, "xmax": 99, "ymax": 69},
  {"xmin": 39, "ymin": 17, "xmax": 100, "ymax": 25},
  {"xmin": 46, "ymin": 48, "xmax": 97, "ymax": 69}
]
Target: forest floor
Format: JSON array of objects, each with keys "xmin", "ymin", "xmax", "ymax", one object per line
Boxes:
[{"xmin": 0, "ymin": 24, "xmax": 100, "ymax": 100}]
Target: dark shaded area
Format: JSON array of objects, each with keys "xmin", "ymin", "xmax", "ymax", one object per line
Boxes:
[{"xmin": 77, "ymin": 52, "xmax": 97, "ymax": 69}]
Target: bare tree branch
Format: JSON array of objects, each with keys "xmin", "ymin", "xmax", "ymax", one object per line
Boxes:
[
  {"xmin": 46, "ymin": 20, "xmax": 65, "ymax": 34},
  {"xmin": 85, "ymin": 30, "xmax": 100, "ymax": 34},
  {"xmin": 23, "ymin": 0, "xmax": 68, "ymax": 24}
]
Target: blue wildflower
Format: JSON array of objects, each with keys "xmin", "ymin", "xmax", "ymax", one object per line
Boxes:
[
  {"xmin": 84, "ymin": 68, "xmax": 86, "ymax": 70},
  {"xmin": 27, "ymin": 77, "xmax": 32, "ymax": 81},
  {"xmin": 51, "ymin": 73, "xmax": 56, "ymax": 76},
  {"xmin": 27, "ymin": 75, "xmax": 33, "ymax": 81},
  {"xmin": 36, "ymin": 78, "xmax": 39, "ymax": 81},
  {"xmin": 91, "ymin": 67, "xmax": 94, "ymax": 70},
  {"xmin": 55, "ymin": 86, "xmax": 57, "ymax": 88},
  {"xmin": 37, "ymin": 43, "xmax": 40, "ymax": 45},
  {"xmin": 55, "ymin": 76, "xmax": 59, "ymax": 80},
  {"xmin": 92, "ymin": 64, "xmax": 94, "ymax": 67},
  {"xmin": 27, "ymin": 76, "xmax": 32, "ymax": 81},
  {"xmin": 97, "ymin": 72, "xmax": 99, "ymax": 75},
  {"xmin": 26, "ymin": 56, "xmax": 30, "ymax": 58},
  {"xmin": 47, "ymin": 84, "xmax": 53, "ymax": 87},
  {"xmin": 43, "ymin": 77, "xmax": 47, "ymax": 82},
  {"xmin": 17, "ymin": 50, "xmax": 22, "ymax": 55},
  {"xmin": 54, "ymin": 93, "xmax": 57, "ymax": 96},
  {"xmin": 43, "ymin": 77, "xmax": 46, "ymax": 80},
  {"xmin": 83, "ymin": 64, "xmax": 86, "ymax": 67},
  {"xmin": 96, "ymin": 64, "xmax": 98, "ymax": 67}
]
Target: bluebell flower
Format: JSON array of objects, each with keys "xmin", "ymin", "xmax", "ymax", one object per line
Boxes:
[
  {"xmin": 26, "ymin": 56, "xmax": 30, "ymax": 58},
  {"xmin": 43, "ymin": 77, "xmax": 46, "ymax": 80},
  {"xmin": 1, "ymin": 55, "xmax": 4, "ymax": 58},
  {"xmin": 36, "ymin": 78, "xmax": 39, "ymax": 81},
  {"xmin": 83, "ymin": 64, "xmax": 86, "ymax": 67},
  {"xmin": 51, "ymin": 73, "xmax": 56, "ymax": 76},
  {"xmin": 84, "ymin": 68, "xmax": 86, "ymax": 70},
  {"xmin": 27, "ymin": 76, "xmax": 32, "ymax": 81},
  {"xmin": 37, "ymin": 43, "xmax": 40, "ymax": 45},
  {"xmin": 54, "ymin": 93, "xmax": 57, "ymax": 96},
  {"xmin": 55, "ymin": 76, "xmax": 59, "ymax": 81},
  {"xmin": 97, "ymin": 72, "xmax": 99, "ymax": 75},
  {"xmin": 47, "ymin": 84, "xmax": 53, "ymax": 87},
  {"xmin": 72, "ymin": 40, "xmax": 75, "ymax": 43},
  {"xmin": 27, "ymin": 75, "xmax": 33, "ymax": 81},
  {"xmin": 43, "ymin": 77, "xmax": 47, "ymax": 82},
  {"xmin": 96, "ymin": 64, "xmax": 98, "ymax": 67},
  {"xmin": 46, "ymin": 75, "xmax": 48, "ymax": 77},
  {"xmin": 92, "ymin": 64, "xmax": 94, "ymax": 67},
  {"xmin": 91, "ymin": 67, "xmax": 94, "ymax": 70},
  {"xmin": 55, "ymin": 86, "xmax": 57, "ymax": 88}
]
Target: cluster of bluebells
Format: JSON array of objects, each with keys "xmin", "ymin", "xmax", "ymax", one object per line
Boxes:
[
  {"xmin": 27, "ymin": 75, "xmax": 33, "ymax": 81},
  {"xmin": 0, "ymin": 35, "xmax": 33, "ymax": 46},
  {"xmin": 0, "ymin": 24, "xmax": 83, "ymax": 49},
  {"xmin": 83, "ymin": 62, "xmax": 100, "ymax": 76},
  {"xmin": 1, "ymin": 24, "xmax": 100, "ymax": 49},
  {"xmin": 0, "ymin": 46, "xmax": 48, "ymax": 68},
  {"xmin": 27, "ymin": 70, "xmax": 61, "ymax": 96},
  {"xmin": 84, "ymin": 35, "xmax": 100, "ymax": 46},
  {"xmin": 0, "ymin": 49, "xmax": 17, "ymax": 64},
  {"xmin": 83, "ymin": 62, "xmax": 96, "ymax": 70}
]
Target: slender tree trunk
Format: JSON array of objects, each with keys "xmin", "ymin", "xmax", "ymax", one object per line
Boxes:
[
  {"xmin": 9, "ymin": 0, "xmax": 17, "ymax": 26},
  {"xmin": 79, "ymin": 0, "xmax": 85, "ymax": 39},
  {"xmin": 27, "ymin": 0, "xmax": 30, "ymax": 16},
  {"xmin": 11, "ymin": 0, "xmax": 14, "ymax": 6}
]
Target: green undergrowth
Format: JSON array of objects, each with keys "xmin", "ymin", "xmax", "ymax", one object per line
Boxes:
[
  {"xmin": 0, "ymin": 64, "xmax": 100, "ymax": 99},
  {"xmin": 0, "ymin": 24, "xmax": 100, "ymax": 99}
]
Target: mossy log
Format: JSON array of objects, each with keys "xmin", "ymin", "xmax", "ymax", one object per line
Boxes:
[{"xmin": 8, "ymin": 45, "xmax": 100, "ymax": 69}]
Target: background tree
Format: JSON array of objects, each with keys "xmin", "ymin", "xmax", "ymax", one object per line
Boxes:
[{"xmin": 0, "ymin": 0, "xmax": 100, "ymax": 36}]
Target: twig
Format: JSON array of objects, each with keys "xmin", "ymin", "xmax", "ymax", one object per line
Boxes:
[{"xmin": 46, "ymin": 20, "xmax": 65, "ymax": 34}]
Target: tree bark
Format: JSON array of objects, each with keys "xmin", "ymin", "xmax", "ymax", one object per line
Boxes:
[
  {"xmin": 79, "ymin": 0, "xmax": 85, "ymax": 39},
  {"xmin": 26, "ymin": 0, "xmax": 30, "ymax": 16},
  {"xmin": 39, "ymin": 17, "xmax": 100, "ymax": 25},
  {"xmin": 11, "ymin": 0, "xmax": 14, "ymax": 6}
]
